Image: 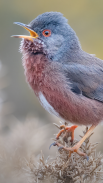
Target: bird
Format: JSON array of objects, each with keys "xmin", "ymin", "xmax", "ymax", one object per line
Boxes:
[{"xmin": 12, "ymin": 12, "xmax": 103, "ymax": 158}]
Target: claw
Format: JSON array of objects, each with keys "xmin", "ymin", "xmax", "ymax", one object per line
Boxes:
[
  {"xmin": 85, "ymin": 155, "xmax": 89, "ymax": 161},
  {"xmin": 49, "ymin": 142, "xmax": 57, "ymax": 149},
  {"xmin": 58, "ymin": 146, "xmax": 64, "ymax": 151}
]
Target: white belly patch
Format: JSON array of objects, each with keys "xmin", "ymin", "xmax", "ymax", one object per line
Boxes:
[{"xmin": 38, "ymin": 92, "xmax": 59, "ymax": 117}]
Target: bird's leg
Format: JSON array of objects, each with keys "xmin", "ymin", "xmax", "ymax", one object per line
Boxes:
[
  {"xmin": 70, "ymin": 124, "xmax": 96, "ymax": 155},
  {"xmin": 69, "ymin": 125, "xmax": 78, "ymax": 143},
  {"xmin": 56, "ymin": 124, "xmax": 78, "ymax": 143},
  {"xmin": 56, "ymin": 124, "xmax": 96, "ymax": 158}
]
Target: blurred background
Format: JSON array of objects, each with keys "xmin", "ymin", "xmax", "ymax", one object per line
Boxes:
[{"xmin": 0, "ymin": 0, "xmax": 103, "ymax": 182}]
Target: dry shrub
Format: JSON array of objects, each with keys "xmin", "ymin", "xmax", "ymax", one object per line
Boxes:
[
  {"xmin": 0, "ymin": 115, "xmax": 52, "ymax": 183},
  {"xmin": 22, "ymin": 123, "xmax": 103, "ymax": 183}
]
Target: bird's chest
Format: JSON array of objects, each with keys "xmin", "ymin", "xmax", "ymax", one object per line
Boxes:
[
  {"xmin": 23, "ymin": 55, "xmax": 63, "ymax": 117},
  {"xmin": 23, "ymin": 54, "xmax": 47, "ymax": 93}
]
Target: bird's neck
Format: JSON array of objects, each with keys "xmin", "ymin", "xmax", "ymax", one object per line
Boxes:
[{"xmin": 52, "ymin": 38, "xmax": 81, "ymax": 63}]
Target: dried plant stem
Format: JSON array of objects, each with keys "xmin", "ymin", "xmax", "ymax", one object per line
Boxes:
[{"xmin": 23, "ymin": 122, "xmax": 103, "ymax": 183}]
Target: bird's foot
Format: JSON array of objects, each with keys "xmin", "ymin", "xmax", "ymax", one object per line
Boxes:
[
  {"xmin": 56, "ymin": 124, "xmax": 78, "ymax": 143},
  {"xmin": 51, "ymin": 142, "xmax": 89, "ymax": 160},
  {"xmin": 50, "ymin": 124, "xmax": 96, "ymax": 161}
]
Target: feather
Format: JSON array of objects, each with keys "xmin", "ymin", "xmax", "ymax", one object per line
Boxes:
[{"xmin": 64, "ymin": 63, "xmax": 103, "ymax": 102}]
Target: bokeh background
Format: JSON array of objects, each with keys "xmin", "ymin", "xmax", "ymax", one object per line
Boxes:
[{"xmin": 0, "ymin": 0, "xmax": 103, "ymax": 182}]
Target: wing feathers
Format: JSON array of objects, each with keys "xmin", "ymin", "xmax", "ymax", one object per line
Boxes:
[{"xmin": 64, "ymin": 64, "xmax": 103, "ymax": 102}]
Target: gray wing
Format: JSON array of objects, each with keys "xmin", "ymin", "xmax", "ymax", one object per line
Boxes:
[{"xmin": 64, "ymin": 63, "xmax": 103, "ymax": 102}]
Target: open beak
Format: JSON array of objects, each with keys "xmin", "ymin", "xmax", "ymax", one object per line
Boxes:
[{"xmin": 11, "ymin": 22, "xmax": 38, "ymax": 42}]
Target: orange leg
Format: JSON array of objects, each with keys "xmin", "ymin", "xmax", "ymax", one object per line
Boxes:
[
  {"xmin": 56, "ymin": 124, "xmax": 78, "ymax": 143},
  {"xmin": 56, "ymin": 124, "xmax": 96, "ymax": 159}
]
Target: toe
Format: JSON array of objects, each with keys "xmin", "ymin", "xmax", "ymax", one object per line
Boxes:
[
  {"xmin": 85, "ymin": 155, "xmax": 89, "ymax": 161},
  {"xmin": 49, "ymin": 142, "xmax": 57, "ymax": 149},
  {"xmin": 58, "ymin": 146, "xmax": 64, "ymax": 151}
]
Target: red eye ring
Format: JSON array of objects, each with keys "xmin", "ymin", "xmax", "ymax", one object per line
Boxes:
[{"xmin": 42, "ymin": 29, "xmax": 51, "ymax": 37}]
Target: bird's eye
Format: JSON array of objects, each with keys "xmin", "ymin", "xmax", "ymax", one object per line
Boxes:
[{"xmin": 42, "ymin": 29, "xmax": 51, "ymax": 37}]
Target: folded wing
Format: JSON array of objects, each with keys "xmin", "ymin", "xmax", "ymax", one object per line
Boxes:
[{"xmin": 64, "ymin": 63, "xmax": 103, "ymax": 102}]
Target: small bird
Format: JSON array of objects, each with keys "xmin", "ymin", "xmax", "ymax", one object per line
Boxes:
[{"xmin": 12, "ymin": 12, "xmax": 103, "ymax": 158}]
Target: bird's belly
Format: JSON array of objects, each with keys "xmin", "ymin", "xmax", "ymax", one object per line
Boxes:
[
  {"xmin": 38, "ymin": 90, "xmax": 103, "ymax": 126},
  {"xmin": 38, "ymin": 91, "xmax": 84, "ymax": 125},
  {"xmin": 38, "ymin": 91, "xmax": 60, "ymax": 118}
]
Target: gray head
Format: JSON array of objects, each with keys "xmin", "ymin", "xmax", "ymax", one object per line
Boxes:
[{"xmin": 12, "ymin": 12, "xmax": 81, "ymax": 61}]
